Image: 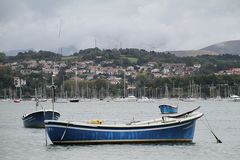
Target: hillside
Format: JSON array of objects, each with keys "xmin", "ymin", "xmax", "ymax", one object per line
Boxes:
[
  {"xmin": 170, "ymin": 50, "xmax": 219, "ymax": 57},
  {"xmin": 201, "ymin": 40, "xmax": 240, "ymax": 55},
  {"xmin": 168, "ymin": 40, "xmax": 240, "ymax": 57}
]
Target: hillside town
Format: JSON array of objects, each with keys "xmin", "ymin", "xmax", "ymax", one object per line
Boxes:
[
  {"xmin": 1, "ymin": 50, "xmax": 240, "ymax": 100},
  {"xmin": 5, "ymin": 58, "xmax": 240, "ymax": 83},
  {"xmin": 5, "ymin": 59, "xmax": 203, "ymax": 83}
]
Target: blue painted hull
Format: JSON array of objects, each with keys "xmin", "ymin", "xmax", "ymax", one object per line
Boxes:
[
  {"xmin": 22, "ymin": 110, "xmax": 60, "ymax": 128},
  {"xmin": 159, "ymin": 105, "xmax": 178, "ymax": 114},
  {"xmin": 45, "ymin": 114, "xmax": 202, "ymax": 144}
]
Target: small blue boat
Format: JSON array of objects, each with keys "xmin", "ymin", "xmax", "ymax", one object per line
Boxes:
[
  {"xmin": 22, "ymin": 77, "xmax": 60, "ymax": 128},
  {"xmin": 159, "ymin": 104, "xmax": 178, "ymax": 114},
  {"xmin": 22, "ymin": 110, "xmax": 60, "ymax": 128},
  {"xmin": 45, "ymin": 108, "xmax": 203, "ymax": 144}
]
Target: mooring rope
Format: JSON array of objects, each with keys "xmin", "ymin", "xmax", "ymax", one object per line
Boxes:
[
  {"xmin": 201, "ymin": 115, "xmax": 222, "ymax": 143},
  {"xmin": 61, "ymin": 121, "xmax": 70, "ymax": 141}
]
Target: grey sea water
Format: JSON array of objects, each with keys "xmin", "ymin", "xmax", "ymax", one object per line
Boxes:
[{"xmin": 0, "ymin": 99, "xmax": 239, "ymax": 160}]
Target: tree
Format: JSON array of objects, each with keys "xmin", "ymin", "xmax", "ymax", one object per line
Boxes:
[
  {"xmin": 0, "ymin": 52, "xmax": 6, "ymax": 62},
  {"xmin": 0, "ymin": 66, "xmax": 13, "ymax": 90}
]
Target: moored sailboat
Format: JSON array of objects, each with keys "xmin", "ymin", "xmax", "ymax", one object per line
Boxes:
[
  {"xmin": 69, "ymin": 63, "xmax": 79, "ymax": 102},
  {"xmin": 229, "ymin": 94, "xmax": 240, "ymax": 102},
  {"xmin": 137, "ymin": 96, "xmax": 154, "ymax": 103},
  {"xmin": 13, "ymin": 83, "xmax": 23, "ymax": 103}
]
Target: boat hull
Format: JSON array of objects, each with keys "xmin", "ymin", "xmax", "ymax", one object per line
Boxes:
[
  {"xmin": 14, "ymin": 99, "xmax": 22, "ymax": 103},
  {"xmin": 182, "ymin": 98, "xmax": 196, "ymax": 102},
  {"xmin": 69, "ymin": 99, "xmax": 79, "ymax": 103},
  {"xmin": 45, "ymin": 117, "xmax": 200, "ymax": 144},
  {"xmin": 22, "ymin": 110, "xmax": 60, "ymax": 128},
  {"xmin": 232, "ymin": 98, "xmax": 240, "ymax": 102},
  {"xmin": 56, "ymin": 98, "xmax": 68, "ymax": 103}
]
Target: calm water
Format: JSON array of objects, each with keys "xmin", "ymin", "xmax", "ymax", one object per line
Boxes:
[{"xmin": 0, "ymin": 99, "xmax": 239, "ymax": 160}]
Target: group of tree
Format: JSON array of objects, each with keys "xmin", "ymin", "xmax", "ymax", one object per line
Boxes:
[
  {"xmin": 6, "ymin": 50, "xmax": 62, "ymax": 62},
  {"xmin": 0, "ymin": 52, "xmax": 6, "ymax": 62}
]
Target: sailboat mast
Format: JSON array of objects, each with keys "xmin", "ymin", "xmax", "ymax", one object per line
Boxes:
[
  {"xmin": 62, "ymin": 76, "xmax": 65, "ymax": 98},
  {"xmin": 107, "ymin": 82, "xmax": 109, "ymax": 97},
  {"xmin": 123, "ymin": 71, "xmax": 126, "ymax": 98},
  {"xmin": 35, "ymin": 88, "xmax": 38, "ymax": 110},
  {"xmin": 52, "ymin": 66, "xmax": 55, "ymax": 119},
  {"xmin": 144, "ymin": 85, "xmax": 146, "ymax": 97},
  {"xmin": 87, "ymin": 83, "xmax": 89, "ymax": 99},
  {"xmin": 19, "ymin": 80, "xmax": 22, "ymax": 100},
  {"xmin": 75, "ymin": 63, "xmax": 77, "ymax": 98},
  {"xmin": 4, "ymin": 88, "xmax": 6, "ymax": 99},
  {"xmin": 15, "ymin": 86, "xmax": 17, "ymax": 99}
]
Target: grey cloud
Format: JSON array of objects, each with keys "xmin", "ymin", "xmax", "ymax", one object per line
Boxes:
[{"xmin": 0, "ymin": 0, "xmax": 240, "ymax": 53}]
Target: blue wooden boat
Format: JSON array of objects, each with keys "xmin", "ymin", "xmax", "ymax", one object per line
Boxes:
[
  {"xmin": 159, "ymin": 104, "xmax": 178, "ymax": 114},
  {"xmin": 22, "ymin": 77, "xmax": 60, "ymax": 128},
  {"xmin": 22, "ymin": 110, "xmax": 60, "ymax": 128},
  {"xmin": 45, "ymin": 108, "xmax": 203, "ymax": 144}
]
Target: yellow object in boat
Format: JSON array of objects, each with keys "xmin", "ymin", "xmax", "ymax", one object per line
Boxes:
[{"xmin": 87, "ymin": 119, "xmax": 104, "ymax": 125}]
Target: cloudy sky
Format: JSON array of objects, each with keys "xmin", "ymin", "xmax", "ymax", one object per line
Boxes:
[{"xmin": 1, "ymin": 0, "xmax": 240, "ymax": 54}]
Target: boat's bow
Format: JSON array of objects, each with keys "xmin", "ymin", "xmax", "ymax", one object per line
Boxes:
[{"xmin": 22, "ymin": 110, "xmax": 60, "ymax": 128}]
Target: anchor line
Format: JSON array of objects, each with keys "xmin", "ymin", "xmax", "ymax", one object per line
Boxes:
[
  {"xmin": 61, "ymin": 121, "xmax": 70, "ymax": 141},
  {"xmin": 202, "ymin": 115, "xmax": 222, "ymax": 143},
  {"xmin": 44, "ymin": 109, "xmax": 48, "ymax": 146}
]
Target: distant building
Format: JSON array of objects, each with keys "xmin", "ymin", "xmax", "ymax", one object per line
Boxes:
[
  {"xmin": 108, "ymin": 76, "xmax": 121, "ymax": 85},
  {"xmin": 193, "ymin": 64, "xmax": 201, "ymax": 69},
  {"xmin": 147, "ymin": 61, "xmax": 157, "ymax": 67},
  {"xmin": 126, "ymin": 66, "xmax": 134, "ymax": 71},
  {"xmin": 20, "ymin": 69, "xmax": 32, "ymax": 75},
  {"xmin": 217, "ymin": 68, "xmax": 240, "ymax": 75},
  {"xmin": 151, "ymin": 68, "xmax": 160, "ymax": 73},
  {"xmin": 162, "ymin": 63, "xmax": 186, "ymax": 77}
]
